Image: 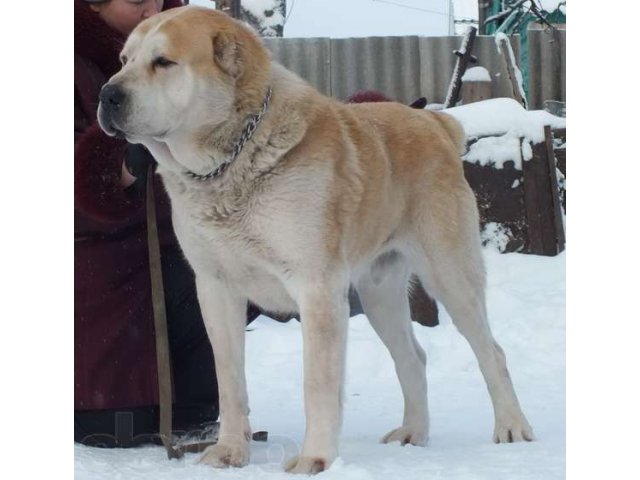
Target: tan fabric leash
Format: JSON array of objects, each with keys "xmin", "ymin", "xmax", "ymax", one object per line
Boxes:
[{"xmin": 146, "ymin": 167, "xmax": 186, "ymax": 459}]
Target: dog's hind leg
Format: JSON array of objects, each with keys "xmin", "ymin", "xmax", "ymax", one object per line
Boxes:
[
  {"xmin": 411, "ymin": 182, "xmax": 534, "ymax": 443},
  {"xmin": 355, "ymin": 252, "xmax": 429, "ymax": 446}
]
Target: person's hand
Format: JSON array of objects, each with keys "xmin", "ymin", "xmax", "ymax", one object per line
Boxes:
[
  {"xmin": 125, "ymin": 143, "xmax": 157, "ymax": 182},
  {"xmin": 120, "ymin": 161, "xmax": 138, "ymax": 188}
]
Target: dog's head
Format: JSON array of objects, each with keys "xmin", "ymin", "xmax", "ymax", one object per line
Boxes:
[{"xmin": 97, "ymin": 6, "xmax": 271, "ymax": 142}]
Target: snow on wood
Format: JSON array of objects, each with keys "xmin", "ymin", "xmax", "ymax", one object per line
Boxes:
[
  {"xmin": 462, "ymin": 66, "xmax": 491, "ymax": 83},
  {"xmin": 443, "ymin": 98, "xmax": 565, "ymax": 169},
  {"xmin": 495, "ymin": 33, "xmax": 528, "ymax": 109},
  {"xmin": 444, "ymin": 26, "xmax": 477, "ymax": 108},
  {"xmin": 242, "ymin": 0, "xmax": 286, "ymax": 37},
  {"xmin": 465, "ymin": 135, "xmax": 524, "ymax": 169},
  {"xmin": 444, "ymin": 97, "xmax": 565, "ymax": 141}
]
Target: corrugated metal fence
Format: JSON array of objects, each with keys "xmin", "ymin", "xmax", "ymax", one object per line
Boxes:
[
  {"xmin": 527, "ymin": 26, "xmax": 566, "ymax": 110},
  {"xmin": 264, "ymin": 31, "xmax": 565, "ymax": 108}
]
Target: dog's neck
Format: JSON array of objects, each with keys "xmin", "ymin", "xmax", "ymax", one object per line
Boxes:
[{"xmin": 176, "ymin": 87, "xmax": 273, "ymax": 181}]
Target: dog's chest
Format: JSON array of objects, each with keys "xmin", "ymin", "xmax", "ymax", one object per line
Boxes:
[{"xmin": 171, "ymin": 196, "xmax": 299, "ymax": 314}]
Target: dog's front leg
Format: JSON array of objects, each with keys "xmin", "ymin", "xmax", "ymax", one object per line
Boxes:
[
  {"xmin": 195, "ymin": 273, "xmax": 252, "ymax": 468},
  {"xmin": 284, "ymin": 278, "xmax": 350, "ymax": 474}
]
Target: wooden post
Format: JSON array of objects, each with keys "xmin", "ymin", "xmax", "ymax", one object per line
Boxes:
[
  {"xmin": 522, "ymin": 130, "xmax": 565, "ymax": 256},
  {"xmin": 444, "ymin": 26, "xmax": 478, "ymax": 108},
  {"xmin": 553, "ymin": 128, "xmax": 566, "ymax": 176},
  {"xmin": 461, "ymin": 80, "xmax": 491, "ymax": 104},
  {"xmin": 496, "ymin": 34, "xmax": 527, "ymax": 109},
  {"xmin": 461, "ymin": 66, "xmax": 492, "ymax": 105},
  {"xmin": 544, "ymin": 125, "xmax": 565, "ymax": 252}
]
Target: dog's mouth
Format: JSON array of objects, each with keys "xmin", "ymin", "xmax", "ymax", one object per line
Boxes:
[
  {"xmin": 107, "ymin": 124, "xmax": 127, "ymax": 139},
  {"xmin": 97, "ymin": 104, "xmax": 127, "ymax": 139}
]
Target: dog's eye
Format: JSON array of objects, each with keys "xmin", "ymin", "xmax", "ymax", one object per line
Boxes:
[
  {"xmin": 152, "ymin": 56, "xmax": 177, "ymax": 69},
  {"xmin": 120, "ymin": 55, "xmax": 128, "ymax": 66}
]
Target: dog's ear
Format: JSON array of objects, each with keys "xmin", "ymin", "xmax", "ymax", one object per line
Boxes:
[{"xmin": 213, "ymin": 31, "xmax": 243, "ymax": 79}]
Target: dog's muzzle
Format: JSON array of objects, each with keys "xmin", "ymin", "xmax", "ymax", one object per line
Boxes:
[{"xmin": 97, "ymin": 83, "xmax": 128, "ymax": 137}]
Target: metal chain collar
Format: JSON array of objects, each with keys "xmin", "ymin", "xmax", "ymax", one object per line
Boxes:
[{"xmin": 185, "ymin": 87, "xmax": 273, "ymax": 181}]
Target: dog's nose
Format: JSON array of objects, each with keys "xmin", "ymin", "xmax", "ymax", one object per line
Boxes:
[{"xmin": 99, "ymin": 84, "xmax": 126, "ymax": 110}]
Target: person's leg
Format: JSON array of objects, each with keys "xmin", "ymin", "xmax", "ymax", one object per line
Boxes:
[
  {"xmin": 74, "ymin": 407, "xmax": 160, "ymax": 447},
  {"xmin": 162, "ymin": 248, "xmax": 220, "ymax": 432}
]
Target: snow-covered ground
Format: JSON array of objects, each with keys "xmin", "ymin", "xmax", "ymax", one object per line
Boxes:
[{"xmin": 75, "ymin": 248, "xmax": 565, "ymax": 479}]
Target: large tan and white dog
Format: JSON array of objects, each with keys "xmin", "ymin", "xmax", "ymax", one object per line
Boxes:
[{"xmin": 97, "ymin": 5, "xmax": 533, "ymax": 474}]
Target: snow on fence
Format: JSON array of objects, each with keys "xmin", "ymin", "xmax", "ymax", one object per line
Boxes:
[
  {"xmin": 463, "ymin": 127, "xmax": 565, "ymax": 255},
  {"xmin": 447, "ymin": 98, "xmax": 566, "ymax": 257}
]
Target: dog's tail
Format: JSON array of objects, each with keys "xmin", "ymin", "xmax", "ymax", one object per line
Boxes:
[{"xmin": 434, "ymin": 112, "xmax": 467, "ymax": 156}]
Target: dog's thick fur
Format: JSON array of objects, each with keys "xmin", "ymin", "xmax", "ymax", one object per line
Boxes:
[{"xmin": 97, "ymin": 6, "xmax": 533, "ymax": 473}]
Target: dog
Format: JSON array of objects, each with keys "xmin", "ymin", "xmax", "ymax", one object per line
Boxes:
[{"xmin": 97, "ymin": 6, "xmax": 533, "ymax": 474}]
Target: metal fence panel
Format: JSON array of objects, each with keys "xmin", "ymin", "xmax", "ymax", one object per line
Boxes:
[
  {"xmin": 418, "ymin": 35, "xmax": 520, "ymax": 105},
  {"xmin": 265, "ymin": 34, "xmax": 556, "ymax": 108},
  {"xmin": 329, "ymin": 36, "xmax": 422, "ymax": 103},
  {"xmin": 263, "ymin": 37, "xmax": 332, "ymax": 96},
  {"xmin": 527, "ymin": 26, "xmax": 566, "ymax": 110}
]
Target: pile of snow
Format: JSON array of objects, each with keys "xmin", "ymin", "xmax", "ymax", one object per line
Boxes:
[
  {"xmin": 462, "ymin": 66, "xmax": 491, "ymax": 83},
  {"xmin": 75, "ymin": 249, "xmax": 565, "ymax": 480},
  {"xmin": 443, "ymin": 98, "xmax": 566, "ymax": 169},
  {"xmin": 481, "ymin": 222, "xmax": 512, "ymax": 251}
]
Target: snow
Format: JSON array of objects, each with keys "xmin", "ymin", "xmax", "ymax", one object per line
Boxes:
[
  {"xmin": 242, "ymin": 0, "xmax": 286, "ymax": 36},
  {"xmin": 444, "ymin": 98, "xmax": 565, "ymax": 142},
  {"xmin": 75, "ymin": 249, "xmax": 565, "ymax": 480},
  {"xmin": 465, "ymin": 135, "xmax": 525, "ymax": 169},
  {"xmin": 441, "ymin": 98, "xmax": 565, "ymax": 169},
  {"xmin": 462, "ymin": 66, "xmax": 491, "ymax": 83}
]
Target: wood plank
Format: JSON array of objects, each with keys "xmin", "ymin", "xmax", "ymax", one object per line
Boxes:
[
  {"xmin": 523, "ymin": 137, "xmax": 561, "ymax": 255},
  {"xmin": 544, "ymin": 125, "xmax": 565, "ymax": 253},
  {"xmin": 444, "ymin": 27, "xmax": 477, "ymax": 108},
  {"xmin": 462, "ymin": 80, "xmax": 491, "ymax": 104},
  {"xmin": 555, "ymin": 147, "xmax": 566, "ymax": 176},
  {"xmin": 522, "ymin": 139, "xmax": 545, "ymax": 254},
  {"xmin": 497, "ymin": 35, "xmax": 527, "ymax": 108}
]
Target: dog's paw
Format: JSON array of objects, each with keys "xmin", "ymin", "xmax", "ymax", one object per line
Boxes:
[
  {"xmin": 381, "ymin": 426, "xmax": 427, "ymax": 446},
  {"xmin": 284, "ymin": 455, "xmax": 332, "ymax": 475},
  {"xmin": 493, "ymin": 415, "xmax": 535, "ymax": 443},
  {"xmin": 199, "ymin": 442, "xmax": 250, "ymax": 468}
]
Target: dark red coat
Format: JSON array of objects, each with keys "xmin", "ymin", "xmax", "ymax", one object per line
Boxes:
[{"xmin": 74, "ymin": 0, "xmax": 184, "ymax": 411}]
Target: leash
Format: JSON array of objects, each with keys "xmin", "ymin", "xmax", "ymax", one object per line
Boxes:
[{"xmin": 146, "ymin": 167, "xmax": 185, "ymax": 459}]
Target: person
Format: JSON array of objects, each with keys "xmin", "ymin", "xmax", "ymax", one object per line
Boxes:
[{"xmin": 74, "ymin": 0, "xmax": 260, "ymax": 447}]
